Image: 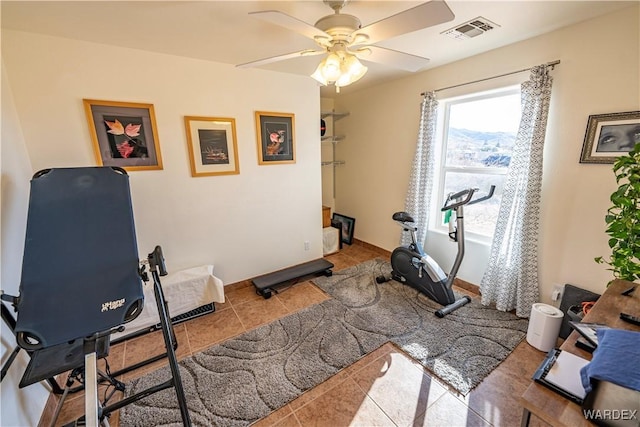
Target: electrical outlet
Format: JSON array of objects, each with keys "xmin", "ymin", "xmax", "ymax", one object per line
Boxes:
[
  {"xmin": 304, "ymin": 241, "xmax": 310, "ymax": 251},
  {"xmin": 551, "ymin": 284, "xmax": 564, "ymax": 302}
]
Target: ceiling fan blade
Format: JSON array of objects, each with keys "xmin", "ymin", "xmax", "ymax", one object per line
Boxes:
[
  {"xmin": 237, "ymin": 49, "xmax": 324, "ymax": 68},
  {"xmin": 354, "ymin": 46, "xmax": 430, "ymax": 72},
  {"xmin": 351, "ymin": 0, "xmax": 455, "ymax": 46},
  {"xmin": 250, "ymin": 10, "xmax": 332, "ymax": 46}
]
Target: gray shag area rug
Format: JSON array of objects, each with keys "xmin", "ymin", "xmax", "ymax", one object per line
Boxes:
[{"xmin": 120, "ymin": 259, "xmax": 528, "ymax": 426}]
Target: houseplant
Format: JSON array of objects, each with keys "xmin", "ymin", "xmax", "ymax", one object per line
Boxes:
[{"xmin": 595, "ymin": 142, "xmax": 640, "ymax": 282}]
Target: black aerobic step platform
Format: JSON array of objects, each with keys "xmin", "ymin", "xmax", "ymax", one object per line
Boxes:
[{"xmin": 252, "ymin": 258, "xmax": 334, "ymax": 299}]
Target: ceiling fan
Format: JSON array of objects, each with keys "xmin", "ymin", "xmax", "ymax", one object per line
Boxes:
[{"xmin": 237, "ymin": 0, "xmax": 455, "ymax": 92}]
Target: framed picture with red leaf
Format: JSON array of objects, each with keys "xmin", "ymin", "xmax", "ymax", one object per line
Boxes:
[
  {"xmin": 255, "ymin": 111, "xmax": 295, "ymax": 165},
  {"xmin": 83, "ymin": 99, "xmax": 163, "ymax": 171}
]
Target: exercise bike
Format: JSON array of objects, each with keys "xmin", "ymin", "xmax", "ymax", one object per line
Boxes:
[{"xmin": 376, "ymin": 185, "xmax": 495, "ymax": 317}]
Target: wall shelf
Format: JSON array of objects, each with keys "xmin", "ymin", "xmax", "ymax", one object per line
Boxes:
[
  {"xmin": 321, "ymin": 111, "xmax": 349, "ymax": 121},
  {"xmin": 321, "ymin": 110, "xmax": 349, "ymax": 199},
  {"xmin": 321, "ymin": 135, "xmax": 345, "ymax": 143}
]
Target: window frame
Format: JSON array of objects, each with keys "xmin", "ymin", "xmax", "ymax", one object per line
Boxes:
[{"xmin": 431, "ymin": 86, "xmax": 521, "ymax": 243}]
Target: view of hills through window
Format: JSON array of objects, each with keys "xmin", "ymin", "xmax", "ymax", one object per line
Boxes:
[
  {"xmin": 445, "ymin": 128, "xmax": 516, "ymax": 167},
  {"xmin": 438, "ymin": 90, "xmax": 521, "ymax": 237}
]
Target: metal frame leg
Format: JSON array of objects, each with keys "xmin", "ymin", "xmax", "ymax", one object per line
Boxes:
[
  {"xmin": 85, "ymin": 350, "xmax": 99, "ymax": 427},
  {"xmin": 101, "ymin": 248, "xmax": 192, "ymax": 426},
  {"xmin": 151, "ymin": 269, "xmax": 191, "ymax": 426}
]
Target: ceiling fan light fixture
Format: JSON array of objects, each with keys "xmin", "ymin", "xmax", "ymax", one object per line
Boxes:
[
  {"xmin": 311, "ymin": 65, "xmax": 328, "ymax": 85},
  {"xmin": 247, "ymin": 0, "xmax": 456, "ymax": 92},
  {"xmin": 311, "ymin": 51, "xmax": 367, "ymax": 90},
  {"xmin": 336, "ymin": 54, "xmax": 367, "ymax": 87},
  {"xmin": 319, "ymin": 52, "xmax": 343, "ymax": 81}
]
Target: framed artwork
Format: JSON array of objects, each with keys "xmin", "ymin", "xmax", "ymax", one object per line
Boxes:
[
  {"xmin": 332, "ymin": 213, "xmax": 355, "ymax": 245},
  {"xmin": 83, "ymin": 99, "xmax": 163, "ymax": 171},
  {"xmin": 184, "ymin": 116, "xmax": 239, "ymax": 177},
  {"xmin": 579, "ymin": 111, "xmax": 640, "ymax": 164},
  {"xmin": 255, "ymin": 111, "xmax": 295, "ymax": 164}
]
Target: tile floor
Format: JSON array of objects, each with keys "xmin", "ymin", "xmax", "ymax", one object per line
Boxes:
[{"xmin": 41, "ymin": 242, "xmax": 552, "ymax": 427}]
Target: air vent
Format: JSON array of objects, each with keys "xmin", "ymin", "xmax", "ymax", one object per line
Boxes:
[{"xmin": 442, "ymin": 17, "xmax": 499, "ymax": 40}]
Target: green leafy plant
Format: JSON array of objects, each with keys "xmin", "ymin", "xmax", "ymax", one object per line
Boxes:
[{"xmin": 595, "ymin": 143, "xmax": 640, "ymax": 282}]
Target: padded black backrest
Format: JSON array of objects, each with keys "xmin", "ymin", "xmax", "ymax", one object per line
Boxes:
[{"xmin": 15, "ymin": 167, "xmax": 143, "ymax": 349}]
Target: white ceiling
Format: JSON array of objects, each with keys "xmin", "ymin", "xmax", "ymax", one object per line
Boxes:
[{"xmin": 2, "ymin": 1, "xmax": 636, "ymax": 97}]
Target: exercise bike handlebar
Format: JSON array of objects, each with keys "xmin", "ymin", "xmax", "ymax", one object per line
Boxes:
[
  {"xmin": 440, "ymin": 185, "xmax": 495, "ymax": 211},
  {"xmin": 468, "ymin": 185, "xmax": 495, "ymax": 206},
  {"xmin": 441, "ymin": 188, "xmax": 475, "ymax": 211}
]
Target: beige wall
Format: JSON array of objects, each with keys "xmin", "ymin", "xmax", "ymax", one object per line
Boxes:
[
  {"xmin": 1, "ymin": 30, "xmax": 322, "ymax": 424},
  {"xmin": 2, "ymin": 30, "xmax": 323, "ymax": 284},
  {"xmin": 331, "ymin": 5, "xmax": 640, "ymax": 303}
]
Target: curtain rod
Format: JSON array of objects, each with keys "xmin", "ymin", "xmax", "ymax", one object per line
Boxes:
[{"xmin": 420, "ymin": 60, "xmax": 560, "ymax": 96}]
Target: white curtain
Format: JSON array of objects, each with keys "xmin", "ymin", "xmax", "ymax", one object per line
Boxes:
[
  {"xmin": 402, "ymin": 92, "xmax": 438, "ymax": 246},
  {"xmin": 480, "ymin": 64, "xmax": 553, "ymax": 317}
]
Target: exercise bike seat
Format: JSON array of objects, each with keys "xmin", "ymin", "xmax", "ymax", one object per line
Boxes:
[{"xmin": 392, "ymin": 212, "xmax": 415, "ymax": 223}]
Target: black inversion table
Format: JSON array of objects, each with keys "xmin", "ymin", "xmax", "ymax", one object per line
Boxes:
[{"xmin": 1, "ymin": 167, "xmax": 191, "ymax": 426}]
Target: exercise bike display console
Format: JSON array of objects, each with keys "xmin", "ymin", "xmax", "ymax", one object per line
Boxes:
[{"xmin": 377, "ymin": 186, "xmax": 495, "ymax": 317}]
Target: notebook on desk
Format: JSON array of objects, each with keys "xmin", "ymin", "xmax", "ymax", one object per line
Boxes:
[{"xmin": 533, "ymin": 348, "xmax": 589, "ymax": 404}]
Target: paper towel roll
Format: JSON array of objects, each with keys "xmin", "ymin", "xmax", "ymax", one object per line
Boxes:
[{"xmin": 526, "ymin": 303, "xmax": 564, "ymax": 351}]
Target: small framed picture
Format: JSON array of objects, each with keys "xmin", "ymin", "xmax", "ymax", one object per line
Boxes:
[
  {"xmin": 569, "ymin": 321, "xmax": 610, "ymax": 347},
  {"xmin": 83, "ymin": 99, "xmax": 163, "ymax": 171},
  {"xmin": 255, "ymin": 111, "xmax": 295, "ymax": 165},
  {"xmin": 184, "ymin": 116, "xmax": 239, "ymax": 177},
  {"xmin": 579, "ymin": 111, "xmax": 640, "ymax": 164},
  {"xmin": 332, "ymin": 213, "xmax": 355, "ymax": 245}
]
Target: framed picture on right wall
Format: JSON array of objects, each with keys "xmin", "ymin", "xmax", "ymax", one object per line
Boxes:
[
  {"xmin": 579, "ymin": 111, "xmax": 640, "ymax": 164},
  {"xmin": 332, "ymin": 213, "xmax": 355, "ymax": 245}
]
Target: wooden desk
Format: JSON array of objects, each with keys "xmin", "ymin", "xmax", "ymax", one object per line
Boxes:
[{"xmin": 519, "ymin": 279, "xmax": 640, "ymax": 427}]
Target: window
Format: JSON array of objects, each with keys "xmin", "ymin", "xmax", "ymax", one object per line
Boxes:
[{"xmin": 434, "ymin": 87, "xmax": 521, "ymax": 239}]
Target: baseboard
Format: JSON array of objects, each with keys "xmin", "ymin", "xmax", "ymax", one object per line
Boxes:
[
  {"xmin": 351, "ymin": 238, "xmax": 392, "ymax": 258},
  {"xmin": 453, "ymin": 277, "xmax": 480, "ymax": 296}
]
